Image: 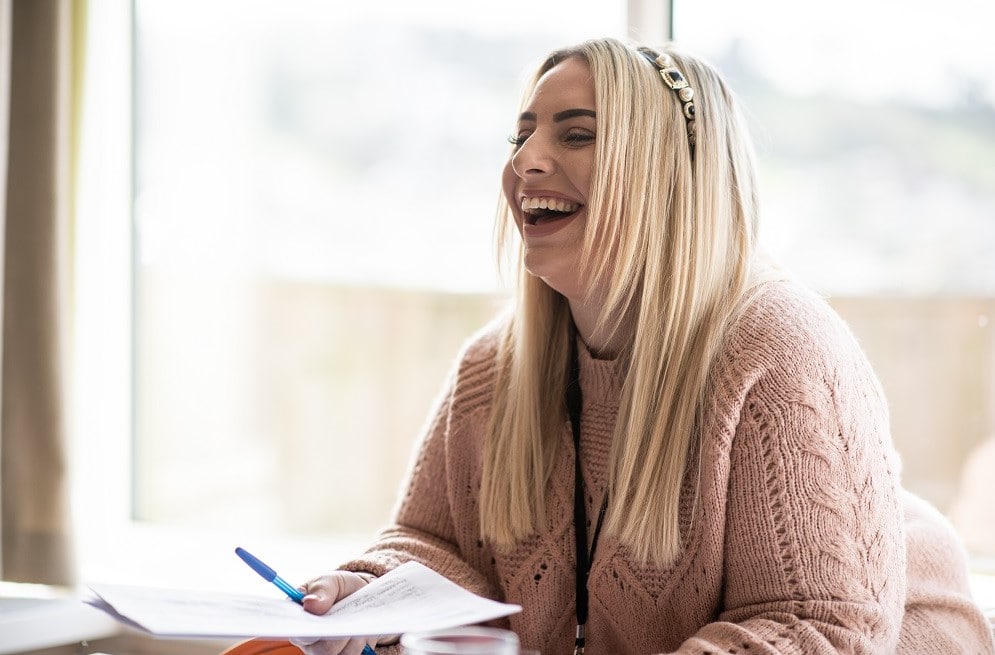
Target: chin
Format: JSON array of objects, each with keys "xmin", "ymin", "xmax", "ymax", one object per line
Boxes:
[{"xmin": 522, "ymin": 255, "xmax": 577, "ymax": 297}]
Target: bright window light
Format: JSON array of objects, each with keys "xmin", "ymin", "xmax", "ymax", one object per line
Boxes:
[{"xmin": 674, "ymin": 0, "xmax": 995, "ymax": 562}]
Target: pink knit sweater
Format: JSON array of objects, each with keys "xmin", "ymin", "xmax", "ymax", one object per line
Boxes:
[{"xmin": 343, "ymin": 281, "xmax": 994, "ymax": 654}]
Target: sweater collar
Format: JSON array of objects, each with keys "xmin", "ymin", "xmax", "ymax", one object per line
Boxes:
[{"xmin": 575, "ymin": 337, "xmax": 624, "ymax": 405}]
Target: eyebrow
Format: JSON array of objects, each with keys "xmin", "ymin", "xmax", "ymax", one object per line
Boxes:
[{"xmin": 517, "ymin": 108, "xmax": 597, "ymax": 123}]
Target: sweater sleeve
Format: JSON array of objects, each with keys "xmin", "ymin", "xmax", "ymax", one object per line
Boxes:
[
  {"xmin": 898, "ymin": 490, "xmax": 995, "ymax": 653},
  {"xmin": 338, "ymin": 336, "xmax": 502, "ymax": 602},
  {"xmin": 673, "ymin": 295, "xmax": 906, "ymax": 654}
]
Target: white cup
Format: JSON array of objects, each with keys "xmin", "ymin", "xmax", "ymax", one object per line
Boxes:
[{"xmin": 401, "ymin": 626, "xmax": 522, "ymax": 655}]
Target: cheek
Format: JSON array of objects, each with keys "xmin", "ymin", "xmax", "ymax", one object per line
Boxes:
[
  {"xmin": 501, "ymin": 160, "xmax": 516, "ymax": 201},
  {"xmin": 580, "ymin": 171, "xmax": 592, "ymax": 200},
  {"xmin": 574, "ymin": 156, "xmax": 593, "ymax": 202},
  {"xmin": 501, "ymin": 161, "xmax": 522, "ymax": 228}
]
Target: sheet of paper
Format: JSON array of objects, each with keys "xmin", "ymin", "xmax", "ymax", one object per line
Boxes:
[{"xmin": 85, "ymin": 561, "xmax": 520, "ymax": 639}]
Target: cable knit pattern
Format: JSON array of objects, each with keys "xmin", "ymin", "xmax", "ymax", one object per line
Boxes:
[{"xmin": 342, "ymin": 281, "xmax": 994, "ymax": 655}]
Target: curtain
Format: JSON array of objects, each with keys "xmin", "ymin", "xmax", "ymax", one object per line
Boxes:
[{"xmin": 0, "ymin": 0, "xmax": 75, "ymax": 585}]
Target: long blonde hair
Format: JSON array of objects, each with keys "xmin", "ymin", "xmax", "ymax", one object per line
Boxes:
[{"xmin": 481, "ymin": 38, "xmax": 764, "ymax": 565}]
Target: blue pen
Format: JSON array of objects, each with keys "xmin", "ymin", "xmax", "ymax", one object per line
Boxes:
[
  {"xmin": 235, "ymin": 547, "xmax": 378, "ymax": 655},
  {"xmin": 235, "ymin": 546, "xmax": 305, "ymax": 603}
]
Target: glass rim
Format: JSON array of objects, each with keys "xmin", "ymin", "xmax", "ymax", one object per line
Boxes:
[{"xmin": 400, "ymin": 626, "xmax": 520, "ymax": 654}]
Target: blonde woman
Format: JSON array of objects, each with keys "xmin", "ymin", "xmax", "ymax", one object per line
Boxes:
[{"xmin": 294, "ymin": 39, "xmax": 994, "ymax": 654}]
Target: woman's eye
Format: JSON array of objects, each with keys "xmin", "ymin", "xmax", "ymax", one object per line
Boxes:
[
  {"xmin": 507, "ymin": 129, "xmax": 593, "ymax": 150},
  {"xmin": 563, "ymin": 132, "xmax": 595, "ymax": 146},
  {"xmin": 507, "ymin": 133, "xmax": 529, "ymax": 149}
]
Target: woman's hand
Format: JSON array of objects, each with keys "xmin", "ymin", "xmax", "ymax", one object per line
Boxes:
[{"xmin": 289, "ymin": 571, "xmax": 387, "ymax": 655}]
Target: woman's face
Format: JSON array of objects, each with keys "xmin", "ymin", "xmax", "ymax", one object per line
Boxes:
[{"xmin": 502, "ymin": 57, "xmax": 596, "ymax": 299}]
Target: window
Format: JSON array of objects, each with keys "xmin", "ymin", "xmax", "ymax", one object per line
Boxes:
[
  {"xmin": 73, "ymin": 0, "xmax": 993, "ymax": 592},
  {"xmin": 673, "ymin": 0, "xmax": 995, "ymax": 560},
  {"xmin": 74, "ymin": 0, "xmax": 626, "ymax": 586}
]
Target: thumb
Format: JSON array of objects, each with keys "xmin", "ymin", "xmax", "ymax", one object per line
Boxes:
[
  {"xmin": 300, "ymin": 572, "xmax": 370, "ymax": 615},
  {"xmin": 300, "ymin": 590, "xmax": 335, "ymax": 615}
]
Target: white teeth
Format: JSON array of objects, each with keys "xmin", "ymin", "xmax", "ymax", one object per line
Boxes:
[{"xmin": 520, "ymin": 197, "xmax": 580, "ymax": 214}]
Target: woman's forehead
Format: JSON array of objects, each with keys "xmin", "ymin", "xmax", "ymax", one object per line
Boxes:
[{"xmin": 525, "ymin": 57, "xmax": 595, "ymax": 112}]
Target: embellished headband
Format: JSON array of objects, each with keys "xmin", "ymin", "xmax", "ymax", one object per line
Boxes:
[{"xmin": 639, "ymin": 48, "xmax": 697, "ymax": 154}]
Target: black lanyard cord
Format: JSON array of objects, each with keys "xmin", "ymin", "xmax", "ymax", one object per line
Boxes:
[{"xmin": 567, "ymin": 334, "xmax": 608, "ymax": 655}]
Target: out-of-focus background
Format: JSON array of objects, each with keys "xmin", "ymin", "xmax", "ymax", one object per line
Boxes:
[{"xmin": 1, "ymin": 0, "xmax": 993, "ymax": 651}]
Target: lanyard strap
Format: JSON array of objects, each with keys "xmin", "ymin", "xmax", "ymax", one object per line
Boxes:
[{"xmin": 567, "ymin": 335, "xmax": 608, "ymax": 655}]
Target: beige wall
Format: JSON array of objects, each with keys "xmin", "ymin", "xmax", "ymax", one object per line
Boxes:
[
  {"xmin": 133, "ymin": 276, "xmax": 995, "ymax": 554},
  {"xmin": 832, "ymin": 296, "xmax": 995, "ymax": 554}
]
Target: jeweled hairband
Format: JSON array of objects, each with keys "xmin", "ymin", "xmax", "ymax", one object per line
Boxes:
[{"xmin": 639, "ymin": 48, "xmax": 697, "ymax": 153}]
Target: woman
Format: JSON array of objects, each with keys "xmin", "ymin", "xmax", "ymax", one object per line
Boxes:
[{"xmin": 294, "ymin": 38, "xmax": 994, "ymax": 654}]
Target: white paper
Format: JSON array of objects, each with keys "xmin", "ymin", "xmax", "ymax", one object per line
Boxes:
[{"xmin": 84, "ymin": 561, "xmax": 520, "ymax": 639}]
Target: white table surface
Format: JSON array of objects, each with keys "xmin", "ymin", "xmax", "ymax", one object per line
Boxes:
[{"xmin": 0, "ymin": 584, "xmax": 120, "ymax": 655}]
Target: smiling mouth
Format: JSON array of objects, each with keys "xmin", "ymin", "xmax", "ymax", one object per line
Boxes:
[{"xmin": 520, "ymin": 197, "xmax": 582, "ymax": 226}]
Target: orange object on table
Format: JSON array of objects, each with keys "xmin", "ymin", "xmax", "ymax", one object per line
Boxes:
[{"xmin": 220, "ymin": 638, "xmax": 300, "ymax": 655}]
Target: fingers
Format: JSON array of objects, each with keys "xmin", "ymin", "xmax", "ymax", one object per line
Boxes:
[
  {"xmin": 297, "ymin": 572, "xmax": 371, "ymax": 616},
  {"xmin": 291, "ymin": 572, "xmax": 376, "ymax": 654},
  {"xmin": 289, "ymin": 636, "xmax": 376, "ymax": 655},
  {"xmin": 288, "ymin": 636, "xmax": 318, "ymax": 650}
]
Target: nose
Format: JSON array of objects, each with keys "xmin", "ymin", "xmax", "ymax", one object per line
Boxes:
[{"xmin": 510, "ymin": 134, "xmax": 556, "ymax": 179}]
